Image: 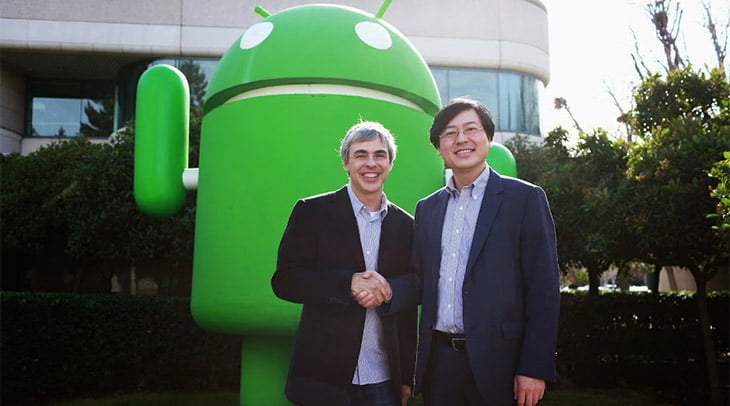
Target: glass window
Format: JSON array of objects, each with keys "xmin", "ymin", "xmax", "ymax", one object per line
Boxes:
[
  {"xmin": 115, "ymin": 59, "xmax": 543, "ymax": 137},
  {"xmin": 116, "ymin": 58, "xmax": 218, "ymax": 125},
  {"xmin": 430, "ymin": 67, "xmax": 543, "ymax": 136},
  {"xmin": 27, "ymin": 81, "xmax": 115, "ymax": 138},
  {"xmin": 149, "ymin": 59, "xmax": 217, "ymax": 109}
]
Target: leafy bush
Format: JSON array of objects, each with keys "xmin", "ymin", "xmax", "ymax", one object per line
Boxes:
[
  {"xmin": 0, "ymin": 293, "xmax": 239, "ymax": 405},
  {"xmin": 1, "ymin": 291, "xmax": 727, "ymax": 405},
  {"xmin": 557, "ymin": 291, "xmax": 729, "ymax": 404}
]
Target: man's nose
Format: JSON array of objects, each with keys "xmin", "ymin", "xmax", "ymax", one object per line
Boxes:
[{"xmin": 454, "ymin": 129, "xmax": 469, "ymax": 141}]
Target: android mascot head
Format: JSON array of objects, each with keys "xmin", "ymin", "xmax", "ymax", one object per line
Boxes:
[{"xmin": 135, "ymin": 3, "xmax": 443, "ymax": 404}]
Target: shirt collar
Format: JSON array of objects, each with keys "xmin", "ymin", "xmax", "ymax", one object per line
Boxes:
[
  {"xmin": 445, "ymin": 166, "xmax": 490, "ymax": 200},
  {"xmin": 346, "ymin": 183, "xmax": 389, "ymax": 219}
]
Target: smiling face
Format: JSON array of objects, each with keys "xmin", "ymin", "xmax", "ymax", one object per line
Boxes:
[
  {"xmin": 437, "ymin": 109, "xmax": 491, "ymax": 185},
  {"xmin": 343, "ymin": 138, "xmax": 393, "ymax": 205}
]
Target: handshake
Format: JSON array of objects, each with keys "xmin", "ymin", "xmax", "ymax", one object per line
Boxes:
[{"xmin": 351, "ymin": 270, "xmax": 392, "ymax": 309}]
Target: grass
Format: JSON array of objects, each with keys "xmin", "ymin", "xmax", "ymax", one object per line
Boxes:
[
  {"xmin": 49, "ymin": 392, "xmax": 240, "ymax": 406},
  {"xmin": 48, "ymin": 386, "xmax": 677, "ymax": 406},
  {"xmin": 539, "ymin": 387, "xmax": 676, "ymax": 406}
]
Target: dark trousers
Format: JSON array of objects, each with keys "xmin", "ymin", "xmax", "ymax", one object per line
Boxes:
[
  {"xmin": 350, "ymin": 380, "xmax": 398, "ymax": 406},
  {"xmin": 423, "ymin": 334, "xmax": 488, "ymax": 406}
]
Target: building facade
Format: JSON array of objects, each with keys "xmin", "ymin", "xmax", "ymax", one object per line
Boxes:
[{"xmin": 0, "ymin": 0, "xmax": 549, "ymax": 155}]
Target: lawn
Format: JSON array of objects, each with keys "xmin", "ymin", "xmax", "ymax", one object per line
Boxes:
[{"xmin": 48, "ymin": 386, "xmax": 676, "ymax": 406}]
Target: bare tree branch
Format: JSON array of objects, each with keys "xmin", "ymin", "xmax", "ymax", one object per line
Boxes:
[
  {"xmin": 702, "ymin": 0, "xmax": 728, "ymax": 78},
  {"xmin": 605, "ymin": 84, "xmax": 633, "ymax": 143},
  {"xmin": 630, "ymin": 29, "xmax": 649, "ymax": 80},
  {"xmin": 554, "ymin": 97, "xmax": 584, "ymax": 133},
  {"xmin": 646, "ymin": 0, "xmax": 686, "ymax": 72}
]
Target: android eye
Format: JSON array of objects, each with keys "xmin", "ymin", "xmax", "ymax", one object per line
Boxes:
[
  {"xmin": 355, "ymin": 21, "xmax": 392, "ymax": 50},
  {"xmin": 240, "ymin": 22, "xmax": 274, "ymax": 50}
]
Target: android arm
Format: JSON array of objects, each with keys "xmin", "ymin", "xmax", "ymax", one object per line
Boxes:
[{"xmin": 134, "ymin": 64, "xmax": 191, "ymax": 216}]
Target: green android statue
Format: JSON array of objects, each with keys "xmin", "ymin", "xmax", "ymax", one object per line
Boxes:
[
  {"xmin": 137, "ymin": 2, "xmax": 440, "ymax": 405},
  {"xmin": 134, "ymin": 2, "xmax": 516, "ymax": 405}
]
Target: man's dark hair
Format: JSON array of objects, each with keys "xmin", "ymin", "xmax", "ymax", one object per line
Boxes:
[{"xmin": 429, "ymin": 97, "xmax": 495, "ymax": 148}]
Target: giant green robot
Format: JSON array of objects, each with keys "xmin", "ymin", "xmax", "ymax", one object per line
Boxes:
[{"xmin": 135, "ymin": 2, "xmax": 443, "ymax": 405}]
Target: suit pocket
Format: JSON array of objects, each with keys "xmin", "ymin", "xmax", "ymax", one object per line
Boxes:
[{"xmin": 501, "ymin": 321, "xmax": 524, "ymax": 339}]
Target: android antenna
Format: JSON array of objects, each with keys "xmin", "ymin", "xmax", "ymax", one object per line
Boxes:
[
  {"xmin": 376, "ymin": 0, "xmax": 392, "ymax": 18},
  {"xmin": 254, "ymin": 6, "xmax": 270, "ymax": 18}
]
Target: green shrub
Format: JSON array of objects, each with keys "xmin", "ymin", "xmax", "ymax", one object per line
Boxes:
[
  {"xmin": 0, "ymin": 293, "xmax": 240, "ymax": 404},
  {"xmin": 557, "ymin": 291, "xmax": 729, "ymax": 404},
  {"xmin": 1, "ymin": 291, "xmax": 727, "ymax": 405}
]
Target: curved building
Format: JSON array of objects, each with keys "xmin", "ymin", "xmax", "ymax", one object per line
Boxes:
[{"xmin": 0, "ymin": 0, "xmax": 549, "ymax": 154}]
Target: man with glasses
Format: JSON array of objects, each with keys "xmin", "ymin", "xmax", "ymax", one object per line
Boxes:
[
  {"xmin": 377, "ymin": 98, "xmax": 560, "ymax": 406},
  {"xmin": 272, "ymin": 121, "xmax": 417, "ymax": 406}
]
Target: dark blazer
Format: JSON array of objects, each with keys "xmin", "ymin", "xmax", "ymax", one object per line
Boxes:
[
  {"xmin": 389, "ymin": 168, "xmax": 560, "ymax": 405},
  {"xmin": 272, "ymin": 186, "xmax": 417, "ymax": 406}
]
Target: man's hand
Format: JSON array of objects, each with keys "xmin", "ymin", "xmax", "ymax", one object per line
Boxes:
[
  {"xmin": 401, "ymin": 384, "xmax": 412, "ymax": 406},
  {"xmin": 513, "ymin": 375, "xmax": 545, "ymax": 406},
  {"xmin": 351, "ymin": 270, "xmax": 391, "ymax": 308}
]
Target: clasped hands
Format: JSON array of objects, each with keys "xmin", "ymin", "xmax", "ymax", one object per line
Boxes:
[{"xmin": 351, "ymin": 270, "xmax": 392, "ymax": 309}]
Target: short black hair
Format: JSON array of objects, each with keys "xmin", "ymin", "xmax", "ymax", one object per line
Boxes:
[{"xmin": 429, "ymin": 97, "xmax": 495, "ymax": 148}]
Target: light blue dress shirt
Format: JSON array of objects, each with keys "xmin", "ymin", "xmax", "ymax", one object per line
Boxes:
[
  {"xmin": 435, "ymin": 168, "xmax": 490, "ymax": 334},
  {"xmin": 346, "ymin": 184, "xmax": 391, "ymax": 385}
]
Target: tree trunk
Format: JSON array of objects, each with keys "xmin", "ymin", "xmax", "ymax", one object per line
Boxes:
[
  {"xmin": 588, "ymin": 268, "xmax": 600, "ymax": 296},
  {"xmin": 650, "ymin": 263, "xmax": 662, "ymax": 295},
  {"xmin": 692, "ymin": 267, "xmax": 721, "ymax": 406},
  {"xmin": 130, "ymin": 264, "xmax": 137, "ymax": 295}
]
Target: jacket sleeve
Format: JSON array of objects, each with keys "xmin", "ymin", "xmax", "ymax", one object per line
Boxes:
[
  {"xmin": 271, "ymin": 199, "xmax": 356, "ymax": 306},
  {"xmin": 397, "ymin": 304, "xmax": 418, "ymax": 387},
  {"xmin": 515, "ymin": 185, "xmax": 561, "ymax": 381},
  {"xmin": 384, "ymin": 201, "xmax": 425, "ymax": 315}
]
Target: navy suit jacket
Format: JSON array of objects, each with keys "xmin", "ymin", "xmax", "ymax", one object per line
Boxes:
[
  {"xmin": 389, "ymin": 168, "xmax": 560, "ymax": 405},
  {"xmin": 272, "ymin": 187, "xmax": 417, "ymax": 406}
]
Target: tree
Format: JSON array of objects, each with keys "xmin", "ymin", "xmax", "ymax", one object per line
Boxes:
[
  {"xmin": 649, "ymin": 0, "xmax": 685, "ymax": 73},
  {"xmin": 2, "ymin": 58, "xmax": 209, "ymax": 294},
  {"xmin": 506, "ymin": 128, "xmax": 631, "ymax": 294},
  {"xmin": 626, "ymin": 66, "xmax": 729, "ymax": 406},
  {"xmin": 632, "ymin": 64, "xmax": 729, "ymax": 137},
  {"xmin": 633, "ymin": 1, "xmax": 729, "ymax": 77},
  {"xmin": 0, "ymin": 138, "xmax": 100, "ymax": 290},
  {"xmin": 708, "ymin": 151, "xmax": 730, "ymax": 247},
  {"xmin": 701, "ymin": 1, "xmax": 728, "ymax": 78},
  {"xmin": 0, "ymin": 127, "xmax": 199, "ymax": 293},
  {"xmin": 79, "ymin": 97, "xmax": 114, "ymax": 138},
  {"xmin": 63, "ymin": 128, "xmax": 196, "ymax": 292},
  {"xmin": 178, "ymin": 60, "xmax": 208, "ymax": 112},
  {"xmin": 571, "ymin": 130, "xmax": 633, "ymax": 294}
]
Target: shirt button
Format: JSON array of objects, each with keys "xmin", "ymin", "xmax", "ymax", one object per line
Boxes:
[
  {"xmin": 452, "ymin": 252, "xmax": 456, "ymax": 257},
  {"xmin": 448, "ymin": 277, "xmax": 453, "ymax": 282},
  {"xmin": 456, "ymin": 229, "xmax": 460, "ymax": 234},
  {"xmin": 447, "ymin": 304, "xmax": 451, "ymax": 308},
  {"xmin": 459, "ymin": 206, "xmax": 464, "ymax": 211}
]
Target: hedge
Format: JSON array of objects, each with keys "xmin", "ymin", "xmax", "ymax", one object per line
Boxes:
[
  {"xmin": 0, "ymin": 293, "xmax": 240, "ymax": 405},
  {"xmin": 1, "ymin": 291, "xmax": 728, "ymax": 405},
  {"xmin": 557, "ymin": 291, "xmax": 729, "ymax": 404}
]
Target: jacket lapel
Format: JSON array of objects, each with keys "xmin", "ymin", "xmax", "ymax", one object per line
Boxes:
[
  {"xmin": 426, "ymin": 189, "xmax": 450, "ymax": 282},
  {"xmin": 333, "ymin": 187, "xmax": 365, "ymax": 270},
  {"xmin": 465, "ymin": 169, "xmax": 504, "ymax": 276}
]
